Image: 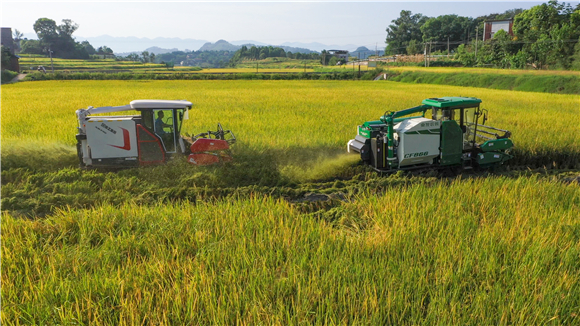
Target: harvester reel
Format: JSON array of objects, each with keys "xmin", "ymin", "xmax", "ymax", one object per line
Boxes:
[{"xmin": 187, "ymin": 123, "xmax": 236, "ymax": 166}]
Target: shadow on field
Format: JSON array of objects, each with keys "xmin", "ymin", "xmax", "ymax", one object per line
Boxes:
[
  {"xmin": 0, "ymin": 144, "xmax": 365, "ymax": 217},
  {"xmin": 1, "ymin": 143, "xmax": 79, "ymax": 172}
]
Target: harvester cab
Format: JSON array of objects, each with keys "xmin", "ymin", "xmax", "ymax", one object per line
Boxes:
[
  {"xmin": 347, "ymin": 97, "xmax": 513, "ymax": 172},
  {"xmin": 75, "ymin": 100, "xmax": 236, "ymax": 169}
]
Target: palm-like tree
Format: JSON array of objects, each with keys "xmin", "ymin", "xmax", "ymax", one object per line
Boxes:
[
  {"xmin": 141, "ymin": 51, "xmax": 150, "ymax": 63},
  {"xmin": 12, "ymin": 29, "xmax": 23, "ymax": 53}
]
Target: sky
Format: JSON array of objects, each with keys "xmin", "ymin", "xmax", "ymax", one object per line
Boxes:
[{"xmin": 1, "ymin": 0, "xmax": 551, "ymax": 50}]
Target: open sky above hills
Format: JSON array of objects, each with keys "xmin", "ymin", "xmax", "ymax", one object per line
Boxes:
[{"xmin": 3, "ymin": 0, "xmax": 546, "ymax": 52}]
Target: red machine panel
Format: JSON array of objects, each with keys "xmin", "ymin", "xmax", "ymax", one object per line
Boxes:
[{"xmin": 190, "ymin": 138, "xmax": 230, "ymax": 153}]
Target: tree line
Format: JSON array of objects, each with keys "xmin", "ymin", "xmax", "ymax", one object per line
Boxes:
[
  {"xmin": 386, "ymin": 0, "xmax": 580, "ymax": 69},
  {"xmin": 228, "ymin": 45, "xmax": 321, "ymax": 66},
  {"xmin": 16, "ymin": 18, "xmax": 113, "ymax": 59},
  {"xmin": 151, "ymin": 50, "xmax": 234, "ymax": 68}
]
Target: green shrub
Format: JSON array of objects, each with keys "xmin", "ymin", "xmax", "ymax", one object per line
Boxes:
[{"xmin": 1, "ymin": 70, "xmax": 18, "ymax": 83}]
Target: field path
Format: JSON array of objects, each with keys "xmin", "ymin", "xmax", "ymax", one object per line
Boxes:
[{"xmin": 9, "ymin": 74, "xmax": 27, "ymax": 83}]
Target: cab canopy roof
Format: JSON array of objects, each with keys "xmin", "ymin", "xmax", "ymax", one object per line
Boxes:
[
  {"xmin": 422, "ymin": 97, "xmax": 481, "ymax": 109},
  {"xmin": 130, "ymin": 100, "xmax": 192, "ymax": 109},
  {"xmin": 86, "ymin": 100, "xmax": 192, "ymax": 115}
]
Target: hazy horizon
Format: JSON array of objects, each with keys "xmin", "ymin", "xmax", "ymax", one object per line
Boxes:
[{"xmin": 2, "ymin": 1, "xmax": 547, "ymax": 52}]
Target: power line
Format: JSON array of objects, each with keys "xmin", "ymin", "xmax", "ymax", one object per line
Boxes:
[{"xmin": 384, "ymin": 38, "xmax": 579, "ymax": 52}]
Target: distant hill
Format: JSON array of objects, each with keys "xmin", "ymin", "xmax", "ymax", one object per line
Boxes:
[
  {"xmin": 29, "ymin": 33, "xmax": 363, "ymax": 55},
  {"xmin": 198, "ymin": 40, "xmax": 318, "ymax": 54},
  {"xmin": 277, "ymin": 46, "xmax": 317, "ymax": 54},
  {"xmin": 350, "ymin": 46, "xmax": 384, "ymax": 60},
  {"xmin": 230, "ymin": 40, "xmax": 269, "ymax": 47},
  {"xmin": 198, "ymin": 40, "xmax": 240, "ymax": 51},
  {"xmin": 144, "ymin": 46, "xmax": 180, "ymax": 55},
  {"xmin": 280, "ymin": 41, "xmax": 358, "ymax": 52},
  {"xmin": 73, "ymin": 35, "xmax": 209, "ymax": 53},
  {"xmin": 354, "ymin": 46, "xmax": 370, "ymax": 52}
]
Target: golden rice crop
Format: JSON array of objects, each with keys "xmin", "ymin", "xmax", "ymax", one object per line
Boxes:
[
  {"xmin": 2, "ymin": 175, "xmax": 579, "ymax": 324},
  {"xmin": 2, "ymin": 80, "xmax": 579, "ymax": 325},
  {"xmin": 2, "ymin": 80, "xmax": 578, "ymax": 168},
  {"xmin": 18, "ymin": 57, "xmax": 316, "ymax": 73}
]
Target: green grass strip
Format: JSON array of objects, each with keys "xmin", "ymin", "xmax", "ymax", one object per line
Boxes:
[{"xmin": 388, "ymin": 71, "xmax": 580, "ymax": 94}]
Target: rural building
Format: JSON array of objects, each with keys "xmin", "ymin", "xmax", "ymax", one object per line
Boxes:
[
  {"xmin": 328, "ymin": 50, "xmax": 349, "ymax": 63},
  {"xmin": 1, "ymin": 27, "xmax": 16, "ymax": 52},
  {"xmin": 1, "ymin": 27, "xmax": 20, "ymax": 72},
  {"xmin": 483, "ymin": 19, "xmax": 514, "ymax": 41}
]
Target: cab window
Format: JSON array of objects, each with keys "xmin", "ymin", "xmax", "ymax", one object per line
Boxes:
[
  {"xmin": 153, "ymin": 109, "xmax": 176, "ymax": 153},
  {"xmin": 142, "ymin": 110, "xmax": 153, "ymax": 130}
]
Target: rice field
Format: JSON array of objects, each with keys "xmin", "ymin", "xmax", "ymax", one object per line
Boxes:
[
  {"xmin": 17, "ymin": 57, "xmax": 318, "ymax": 73},
  {"xmin": 2, "ymin": 79, "xmax": 579, "ymax": 324},
  {"xmin": 3, "ymin": 175, "xmax": 579, "ymax": 325},
  {"xmin": 18, "ymin": 57, "xmax": 169, "ymax": 71},
  {"xmin": 2, "ymin": 80, "xmax": 578, "ymax": 168}
]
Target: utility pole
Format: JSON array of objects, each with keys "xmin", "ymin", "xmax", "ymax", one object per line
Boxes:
[
  {"xmin": 256, "ymin": 62, "xmax": 258, "ymax": 73},
  {"xmin": 475, "ymin": 26, "xmax": 478, "ymax": 59},
  {"xmin": 424, "ymin": 43, "xmax": 427, "ymax": 67},
  {"xmin": 427, "ymin": 41, "xmax": 433, "ymax": 67},
  {"xmin": 49, "ymin": 47, "xmax": 54, "ymax": 73},
  {"xmin": 447, "ymin": 36, "xmax": 450, "ymax": 58}
]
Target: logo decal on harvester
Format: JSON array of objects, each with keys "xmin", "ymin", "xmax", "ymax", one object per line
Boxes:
[
  {"xmin": 101, "ymin": 123, "xmax": 117, "ymax": 134},
  {"xmin": 109, "ymin": 128, "xmax": 131, "ymax": 150},
  {"xmin": 404, "ymin": 151, "xmax": 428, "ymax": 159}
]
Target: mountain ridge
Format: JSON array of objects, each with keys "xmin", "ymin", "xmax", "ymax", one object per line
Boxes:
[{"xmin": 22, "ymin": 33, "xmax": 370, "ymax": 55}]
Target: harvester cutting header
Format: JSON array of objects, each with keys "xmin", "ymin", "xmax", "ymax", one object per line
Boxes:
[
  {"xmin": 348, "ymin": 97, "xmax": 513, "ymax": 172},
  {"xmin": 75, "ymin": 100, "xmax": 235, "ymax": 169}
]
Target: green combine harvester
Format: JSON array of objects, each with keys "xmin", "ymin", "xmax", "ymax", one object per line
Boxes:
[{"xmin": 347, "ymin": 97, "xmax": 514, "ymax": 172}]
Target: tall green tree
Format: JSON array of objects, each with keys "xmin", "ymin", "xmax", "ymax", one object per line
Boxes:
[
  {"xmin": 127, "ymin": 53, "xmax": 140, "ymax": 62},
  {"xmin": 406, "ymin": 39, "xmax": 423, "ymax": 55},
  {"xmin": 1, "ymin": 45, "xmax": 15, "ymax": 68},
  {"xmin": 572, "ymin": 35, "xmax": 580, "ymax": 70},
  {"xmin": 57, "ymin": 19, "xmax": 78, "ymax": 38},
  {"xmin": 321, "ymin": 50, "xmax": 330, "ymax": 65},
  {"xmin": 33, "ymin": 18, "xmax": 59, "ymax": 45},
  {"xmin": 20, "ymin": 39, "xmax": 44, "ymax": 55},
  {"xmin": 420, "ymin": 14, "xmax": 473, "ymax": 52},
  {"xmin": 98, "ymin": 46, "xmax": 113, "ymax": 54},
  {"xmin": 513, "ymin": 0, "xmax": 580, "ymax": 68},
  {"xmin": 141, "ymin": 51, "xmax": 150, "ymax": 63},
  {"xmin": 32, "ymin": 18, "xmax": 89, "ymax": 59},
  {"xmin": 385, "ymin": 10, "xmax": 429, "ymax": 55},
  {"xmin": 81, "ymin": 41, "xmax": 96, "ymax": 55}
]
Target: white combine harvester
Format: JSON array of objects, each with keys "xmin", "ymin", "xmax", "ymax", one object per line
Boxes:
[{"xmin": 75, "ymin": 99, "xmax": 235, "ymax": 169}]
